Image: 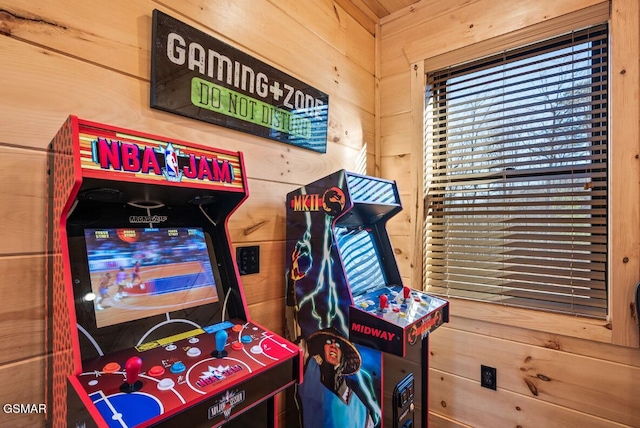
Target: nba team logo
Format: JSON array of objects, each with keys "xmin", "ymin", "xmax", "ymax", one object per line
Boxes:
[
  {"xmin": 195, "ymin": 364, "xmax": 243, "ymax": 388},
  {"xmin": 208, "ymin": 390, "xmax": 245, "ymax": 420},
  {"xmin": 162, "ymin": 143, "xmax": 182, "ymax": 181}
]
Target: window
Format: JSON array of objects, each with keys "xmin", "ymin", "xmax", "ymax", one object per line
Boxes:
[{"xmin": 423, "ymin": 25, "xmax": 608, "ymax": 318}]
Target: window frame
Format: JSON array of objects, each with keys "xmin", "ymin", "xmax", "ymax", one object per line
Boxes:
[
  {"xmin": 423, "ymin": 25, "xmax": 609, "ymax": 319},
  {"xmin": 405, "ymin": 6, "xmax": 639, "ymax": 348}
]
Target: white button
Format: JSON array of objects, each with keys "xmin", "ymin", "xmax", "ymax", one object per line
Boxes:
[
  {"xmin": 157, "ymin": 378, "xmax": 175, "ymax": 391},
  {"xmin": 187, "ymin": 347, "xmax": 201, "ymax": 357}
]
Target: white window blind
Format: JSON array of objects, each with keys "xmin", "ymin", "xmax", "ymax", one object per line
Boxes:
[{"xmin": 424, "ymin": 24, "xmax": 608, "ymax": 318}]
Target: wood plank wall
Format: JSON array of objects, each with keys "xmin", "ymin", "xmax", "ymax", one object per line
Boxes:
[
  {"xmin": 0, "ymin": 1, "xmax": 375, "ymax": 426},
  {"xmin": 2, "ymin": 0, "xmax": 639, "ymax": 427},
  {"xmin": 379, "ymin": 0, "xmax": 640, "ymax": 427}
]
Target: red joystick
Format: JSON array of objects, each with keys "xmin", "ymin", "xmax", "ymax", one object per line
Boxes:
[
  {"xmin": 379, "ymin": 294, "xmax": 388, "ymax": 312},
  {"xmin": 403, "ymin": 286, "xmax": 411, "ymax": 300},
  {"xmin": 120, "ymin": 356, "xmax": 143, "ymax": 393}
]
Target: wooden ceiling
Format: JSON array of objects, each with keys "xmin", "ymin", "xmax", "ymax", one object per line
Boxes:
[
  {"xmin": 356, "ymin": 0, "xmax": 419, "ymax": 18},
  {"xmin": 334, "ymin": 0, "xmax": 420, "ymax": 33}
]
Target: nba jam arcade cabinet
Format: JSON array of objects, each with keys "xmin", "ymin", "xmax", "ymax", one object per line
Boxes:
[
  {"xmin": 45, "ymin": 116, "xmax": 302, "ymax": 428},
  {"xmin": 285, "ymin": 170, "xmax": 449, "ymax": 428}
]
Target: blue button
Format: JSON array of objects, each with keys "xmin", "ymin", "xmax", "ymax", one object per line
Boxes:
[
  {"xmin": 170, "ymin": 362, "xmax": 186, "ymax": 374},
  {"xmin": 241, "ymin": 335, "xmax": 252, "ymax": 344}
]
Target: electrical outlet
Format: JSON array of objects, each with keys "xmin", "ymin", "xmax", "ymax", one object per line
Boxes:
[
  {"xmin": 237, "ymin": 246, "xmax": 260, "ymax": 275},
  {"xmin": 481, "ymin": 365, "xmax": 497, "ymax": 390}
]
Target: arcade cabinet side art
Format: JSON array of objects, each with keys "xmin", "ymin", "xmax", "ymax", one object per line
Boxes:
[{"xmin": 285, "ymin": 170, "xmax": 383, "ymax": 428}]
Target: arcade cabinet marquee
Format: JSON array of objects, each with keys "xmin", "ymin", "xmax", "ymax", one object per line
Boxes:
[{"xmin": 45, "ymin": 116, "xmax": 302, "ymax": 428}]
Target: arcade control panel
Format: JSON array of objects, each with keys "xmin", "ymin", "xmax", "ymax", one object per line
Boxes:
[
  {"xmin": 349, "ymin": 285, "xmax": 449, "ymax": 356},
  {"xmin": 71, "ymin": 320, "xmax": 301, "ymax": 428}
]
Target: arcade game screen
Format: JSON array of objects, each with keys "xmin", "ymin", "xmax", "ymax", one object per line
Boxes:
[
  {"xmin": 334, "ymin": 226, "xmax": 387, "ymax": 297},
  {"xmin": 84, "ymin": 227, "xmax": 219, "ymax": 328}
]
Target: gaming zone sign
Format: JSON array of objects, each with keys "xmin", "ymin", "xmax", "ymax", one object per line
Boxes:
[{"xmin": 151, "ymin": 10, "xmax": 329, "ymax": 153}]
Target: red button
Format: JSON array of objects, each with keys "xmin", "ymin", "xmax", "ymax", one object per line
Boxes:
[
  {"xmin": 102, "ymin": 362, "xmax": 120, "ymax": 373},
  {"xmin": 148, "ymin": 366, "xmax": 165, "ymax": 377},
  {"xmin": 232, "ymin": 324, "xmax": 243, "ymax": 332}
]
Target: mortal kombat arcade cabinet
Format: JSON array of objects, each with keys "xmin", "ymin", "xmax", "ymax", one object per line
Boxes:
[
  {"xmin": 45, "ymin": 116, "xmax": 302, "ymax": 428},
  {"xmin": 285, "ymin": 170, "xmax": 449, "ymax": 428}
]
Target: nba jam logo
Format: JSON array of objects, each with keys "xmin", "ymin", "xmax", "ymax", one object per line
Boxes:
[
  {"xmin": 162, "ymin": 143, "xmax": 182, "ymax": 182},
  {"xmin": 208, "ymin": 390, "xmax": 245, "ymax": 420},
  {"xmin": 90, "ymin": 137, "xmax": 235, "ymax": 184}
]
